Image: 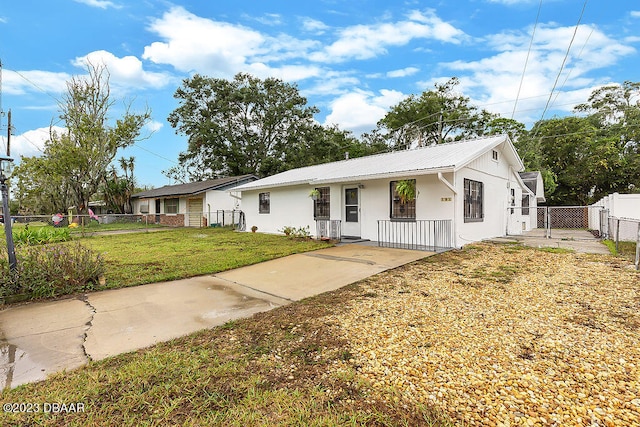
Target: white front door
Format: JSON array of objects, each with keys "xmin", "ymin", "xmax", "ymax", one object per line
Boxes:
[{"xmin": 342, "ymin": 187, "xmax": 361, "ymax": 237}]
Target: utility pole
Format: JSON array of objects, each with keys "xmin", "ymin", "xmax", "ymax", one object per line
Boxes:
[
  {"xmin": 7, "ymin": 109, "xmax": 10, "ymax": 156},
  {"xmin": 437, "ymin": 110, "xmax": 443, "ymax": 145}
]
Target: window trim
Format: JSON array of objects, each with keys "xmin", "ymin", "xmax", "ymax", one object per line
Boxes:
[
  {"xmin": 313, "ymin": 187, "xmax": 330, "ymax": 220},
  {"xmin": 164, "ymin": 198, "xmax": 179, "ymax": 215},
  {"xmin": 464, "ymin": 178, "xmax": 484, "ymax": 223},
  {"xmin": 389, "ymin": 179, "xmax": 416, "ymax": 221},
  {"xmin": 258, "ymin": 192, "xmax": 270, "ymax": 214},
  {"xmin": 491, "ymin": 149, "xmax": 499, "ymax": 162}
]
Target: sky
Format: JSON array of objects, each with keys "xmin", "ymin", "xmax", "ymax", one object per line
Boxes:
[{"xmin": 0, "ymin": 0, "xmax": 638, "ymax": 188}]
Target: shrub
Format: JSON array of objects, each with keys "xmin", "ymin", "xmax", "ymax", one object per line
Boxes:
[{"xmin": 0, "ymin": 242, "xmax": 105, "ymax": 301}]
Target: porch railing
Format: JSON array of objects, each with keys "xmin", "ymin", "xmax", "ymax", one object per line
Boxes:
[
  {"xmin": 377, "ymin": 219, "xmax": 452, "ymax": 251},
  {"xmin": 315, "ymin": 219, "xmax": 341, "ymax": 240}
]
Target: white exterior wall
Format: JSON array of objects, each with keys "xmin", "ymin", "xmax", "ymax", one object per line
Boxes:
[
  {"xmin": 455, "ymin": 148, "xmax": 526, "ymax": 246},
  {"xmin": 243, "ymin": 185, "xmax": 316, "ymax": 235},
  {"xmin": 240, "ymin": 145, "xmax": 528, "ymax": 247},
  {"xmin": 242, "ymin": 175, "xmax": 456, "ymax": 240}
]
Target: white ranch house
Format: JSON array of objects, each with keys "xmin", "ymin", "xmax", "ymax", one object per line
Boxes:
[
  {"xmin": 233, "ymin": 135, "xmax": 542, "ymax": 249},
  {"xmin": 131, "ymin": 175, "xmax": 256, "ymax": 227}
]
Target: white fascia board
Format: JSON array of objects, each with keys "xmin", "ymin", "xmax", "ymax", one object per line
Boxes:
[
  {"xmin": 233, "ymin": 179, "xmax": 314, "ymax": 193},
  {"xmin": 312, "ymin": 167, "xmax": 455, "ymax": 185}
]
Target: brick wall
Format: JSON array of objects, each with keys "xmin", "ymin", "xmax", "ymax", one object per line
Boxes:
[{"xmin": 159, "ymin": 214, "xmax": 185, "ymax": 227}]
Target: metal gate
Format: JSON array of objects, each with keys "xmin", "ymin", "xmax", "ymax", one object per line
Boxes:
[{"xmin": 507, "ymin": 206, "xmax": 608, "ymax": 239}]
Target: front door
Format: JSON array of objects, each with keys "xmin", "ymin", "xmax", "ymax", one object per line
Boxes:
[
  {"xmin": 342, "ymin": 187, "xmax": 360, "ymax": 238},
  {"xmin": 188, "ymin": 198, "xmax": 204, "ymax": 227},
  {"xmin": 155, "ymin": 199, "xmax": 161, "ymax": 223}
]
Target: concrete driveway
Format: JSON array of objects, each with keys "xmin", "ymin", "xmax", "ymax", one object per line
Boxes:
[
  {"xmin": 0, "ymin": 243, "xmax": 430, "ymax": 389},
  {"xmin": 493, "ymin": 228, "xmax": 611, "ymax": 254}
]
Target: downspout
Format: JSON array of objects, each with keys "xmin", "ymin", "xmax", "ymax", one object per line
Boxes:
[{"xmin": 438, "ymin": 172, "xmax": 458, "ymax": 248}]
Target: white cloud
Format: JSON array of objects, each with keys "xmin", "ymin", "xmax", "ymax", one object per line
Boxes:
[
  {"xmin": 2, "ymin": 69, "xmax": 70, "ymax": 96},
  {"xmin": 73, "ymin": 0, "xmax": 120, "ymax": 9},
  {"xmin": 143, "ymin": 6, "xmax": 266, "ymax": 76},
  {"xmin": 1, "ymin": 126, "xmax": 65, "ymax": 159},
  {"xmin": 247, "ymin": 63, "xmax": 323, "ymax": 81},
  {"xmin": 73, "ymin": 50, "xmax": 175, "ymax": 91},
  {"xmin": 438, "ymin": 23, "xmax": 635, "ymax": 123},
  {"xmin": 301, "ymin": 17, "xmax": 329, "ymax": 33},
  {"xmin": 248, "ymin": 13, "xmax": 283, "ymax": 26},
  {"xmin": 387, "ymin": 67, "xmax": 420, "ymax": 78},
  {"xmin": 324, "ymin": 89, "xmax": 405, "ymax": 133},
  {"xmin": 631, "ymin": 11, "xmax": 640, "ymax": 18},
  {"xmin": 310, "ymin": 9, "xmax": 466, "ymax": 63},
  {"xmin": 145, "ymin": 121, "xmax": 164, "ymax": 133}
]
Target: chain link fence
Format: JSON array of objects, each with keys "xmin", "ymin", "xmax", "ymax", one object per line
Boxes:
[
  {"xmin": 606, "ymin": 216, "xmax": 640, "ymax": 270},
  {"xmin": 8, "ymin": 214, "xmax": 152, "ymax": 231}
]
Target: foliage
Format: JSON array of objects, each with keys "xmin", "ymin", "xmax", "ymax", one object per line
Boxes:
[
  {"xmin": 13, "ymin": 226, "xmax": 72, "ymax": 245},
  {"xmin": 166, "ymin": 72, "xmax": 319, "ymax": 180},
  {"xmin": 0, "ymin": 242, "xmax": 104, "ymax": 300},
  {"xmin": 101, "ymin": 156, "xmax": 136, "ymax": 214},
  {"xmin": 165, "ymin": 73, "xmax": 389, "ymax": 181},
  {"xmin": 377, "ymin": 77, "xmax": 498, "ymax": 148},
  {"xmin": 13, "ymin": 62, "xmax": 151, "ymax": 215},
  {"xmin": 279, "ymin": 225, "xmax": 311, "ymax": 239},
  {"xmin": 514, "ymin": 81, "xmax": 640, "ymax": 205},
  {"xmin": 395, "ymin": 179, "xmax": 416, "ymax": 203}
]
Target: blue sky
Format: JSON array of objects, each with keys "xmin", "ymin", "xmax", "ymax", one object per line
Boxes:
[{"xmin": 1, "ymin": 0, "xmax": 638, "ymax": 188}]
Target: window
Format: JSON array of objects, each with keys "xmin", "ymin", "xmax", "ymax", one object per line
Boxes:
[
  {"xmin": 390, "ymin": 180, "xmax": 416, "ymax": 220},
  {"xmin": 522, "ymin": 195, "xmax": 530, "ymax": 215},
  {"xmin": 164, "ymin": 198, "xmax": 179, "ymax": 214},
  {"xmin": 344, "ymin": 188, "xmax": 358, "ymax": 222},
  {"xmin": 464, "ymin": 179, "xmax": 483, "ymax": 222},
  {"xmin": 492, "ymin": 150, "xmax": 499, "ymax": 161},
  {"xmin": 510, "ymin": 188, "xmax": 516, "ymax": 214},
  {"xmin": 313, "ymin": 187, "xmax": 330, "ymax": 220},
  {"xmin": 259, "ymin": 192, "xmax": 270, "ymax": 214}
]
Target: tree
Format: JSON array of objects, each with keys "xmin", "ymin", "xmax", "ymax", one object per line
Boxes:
[
  {"xmin": 14, "ymin": 63, "xmax": 150, "ymax": 215},
  {"xmin": 574, "ymin": 81, "xmax": 640, "ymax": 193},
  {"xmin": 100, "ymin": 156, "xmax": 136, "ymax": 214},
  {"xmin": 13, "ymin": 156, "xmax": 71, "ymax": 214},
  {"xmin": 166, "ymin": 73, "xmax": 319, "ymax": 180},
  {"xmin": 377, "ymin": 77, "xmax": 498, "ymax": 148}
]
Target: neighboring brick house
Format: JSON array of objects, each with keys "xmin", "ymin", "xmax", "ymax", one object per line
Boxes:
[{"xmin": 131, "ymin": 175, "xmax": 257, "ymax": 227}]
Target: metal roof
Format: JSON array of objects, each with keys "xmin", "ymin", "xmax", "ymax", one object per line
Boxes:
[
  {"xmin": 132, "ymin": 174, "xmax": 257, "ymax": 199},
  {"xmin": 234, "ymin": 135, "xmax": 521, "ymax": 191}
]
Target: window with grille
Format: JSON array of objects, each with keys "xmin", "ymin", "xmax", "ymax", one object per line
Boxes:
[
  {"xmin": 464, "ymin": 179, "xmax": 483, "ymax": 222},
  {"xmin": 259, "ymin": 192, "xmax": 270, "ymax": 214},
  {"xmin": 164, "ymin": 198, "xmax": 179, "ymax": 214},
  {"xmin": 390, "ymin": 180, "xmax": 416, "ymax": 220},
  {"xmin": 313, "ymin": 187, "xmax": 330, "ymax": 219}
]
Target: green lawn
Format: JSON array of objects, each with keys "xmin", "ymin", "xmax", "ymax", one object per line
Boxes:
[{"xmin": 77, "ymin": 227, "xmax": 330, "ymax": 289}]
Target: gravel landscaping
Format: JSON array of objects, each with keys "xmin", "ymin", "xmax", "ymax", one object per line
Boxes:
[{"xmin": 329, "ymin": 243, "xmax": 640, "ymax": 426}]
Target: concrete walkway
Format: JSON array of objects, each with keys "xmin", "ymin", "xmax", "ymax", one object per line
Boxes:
[
  {"xmin": 490, "ymin": 228, "xmax": 611, "ymax": 254},
  {"xmin": 0, "ymin": 244, "xmax": 431, "ymax": 389}
]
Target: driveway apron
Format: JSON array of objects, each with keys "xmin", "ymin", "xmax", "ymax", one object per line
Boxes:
[{"xmin": 0, "ymin": 244, "xmax": 431, "ymax": 389}]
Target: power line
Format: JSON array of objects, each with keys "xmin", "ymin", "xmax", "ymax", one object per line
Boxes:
[
  {"xmin": 538, "ymin": 0, "xmax": 589, "ymax": 125},
  {"xmin": 512, "ymin": 0, "xmax": 543, "ymax": 119}
]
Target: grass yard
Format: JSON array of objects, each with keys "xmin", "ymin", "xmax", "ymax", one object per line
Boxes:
[
  {"xmin": 2, "ymin": 242, "xmax": 638, "ymax": 426},
  {"xmin": 77, "ymin": 227, "xmax": 330, "ymax": 289}
]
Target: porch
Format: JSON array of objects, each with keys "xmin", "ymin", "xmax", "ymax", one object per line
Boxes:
[{"xmin": 315, "ymin": 219, "xmax": 454, "ymax": 252}]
